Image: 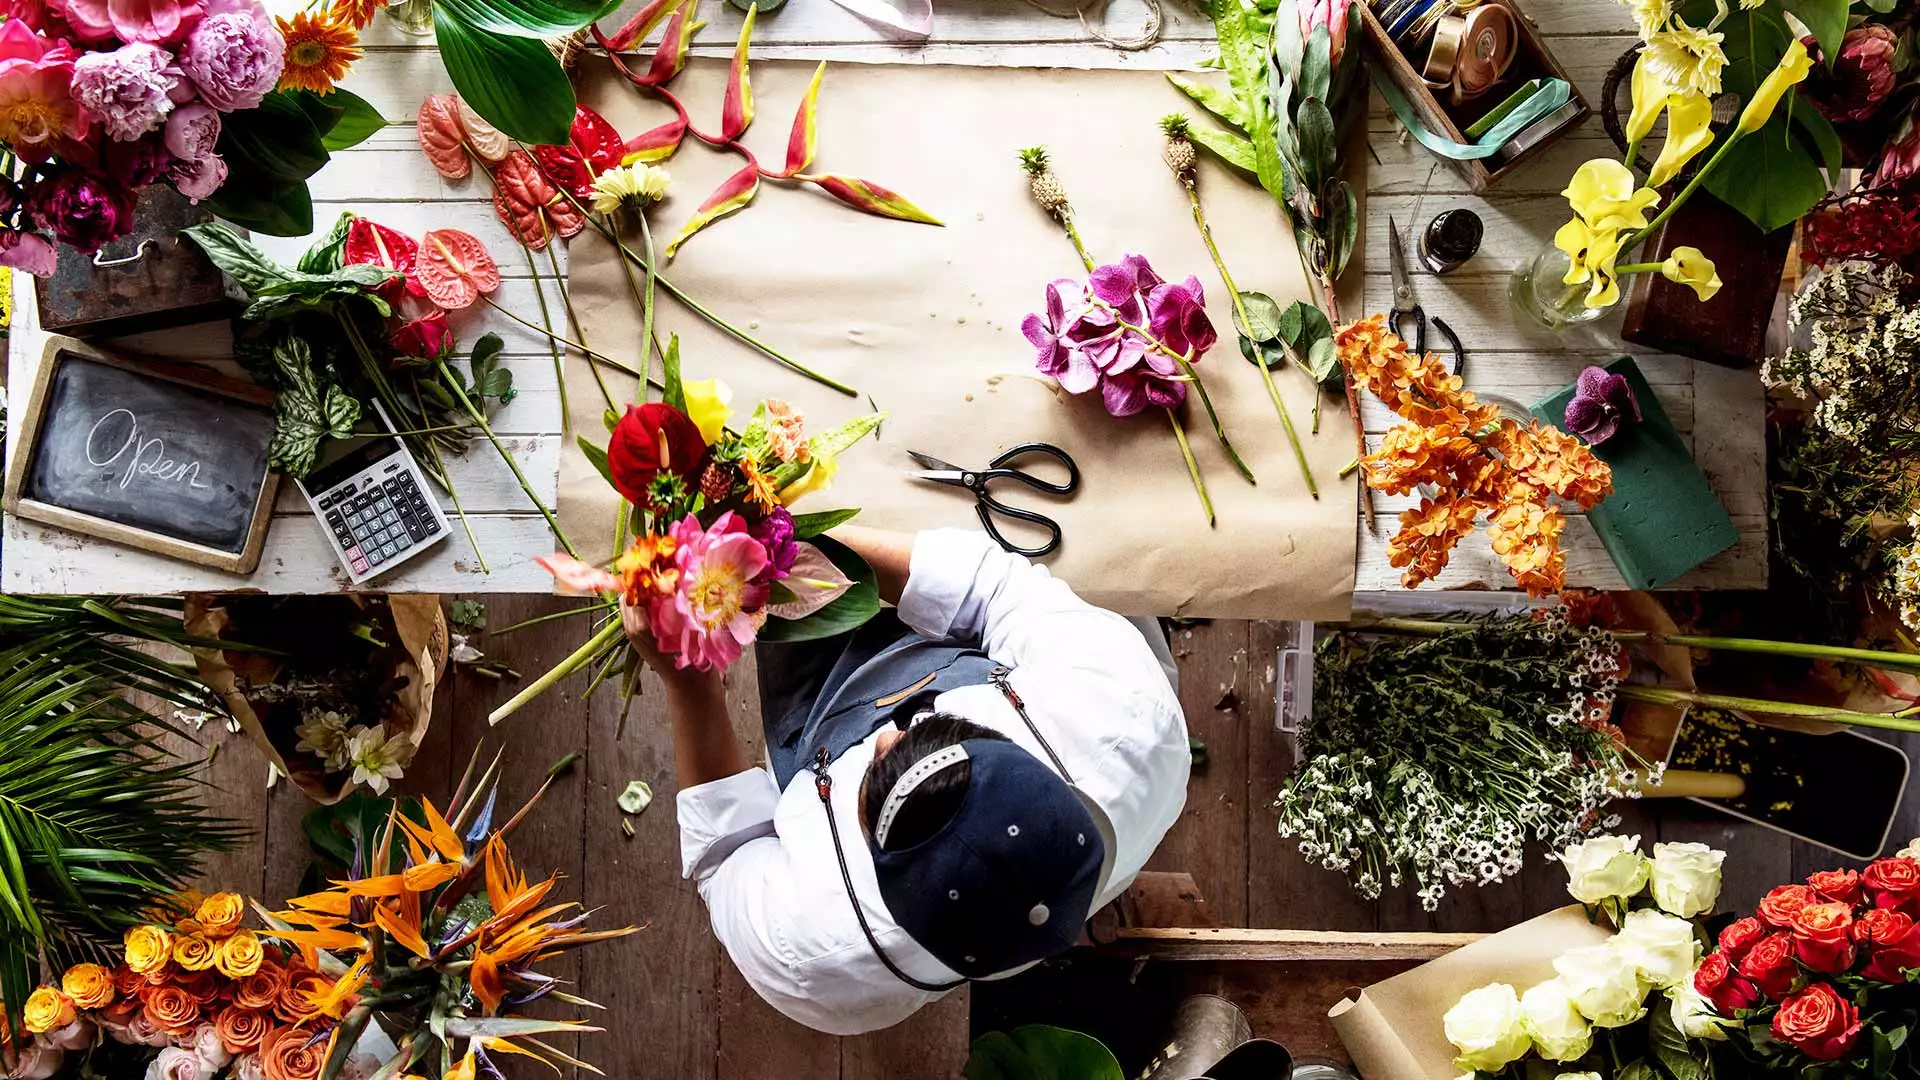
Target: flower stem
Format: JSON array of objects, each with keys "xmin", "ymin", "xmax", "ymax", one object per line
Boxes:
[
  {"xmin": 638, "ymin": 212, "xmax": 658, "ymax": 400},
  {"xmin": 546, "ymin": 241, "xmax": 615, "ymax": 416},
  {"xmin": 1360, "ymin": 617, "xmax": 1920, "ymax": 676},
  {"xmin": 1623, "ymin": 130, "xmax": 1744, "ymax": 252},
  {"xmin": 477, "ymin": 295, "xmax": 638, "ymax": 378},
  {"xmin": 1614, "ymin": 262, "xmax": 1664, "ymax": 275},
  {"xmin": 434, "ymin": 358, "xmax": 579, "ymax": 560},
  {"xmin": 1102, "ymin": 308, "xmax": 1255, "ymax": 485},
  {"xmin": 490, "ymin": 617, "xmax": 626, "ymax": 726},
  {"xmin": 1166, "ymin": 405, "xmax": 1215, "ymax": 527},
  {"xmin": 1063, "ymin": 214, "xmax": 1096, "ymax": 273},
  {"xmin": 1617, "ymin": 685, "xmax": 1920, "ymax": 736},
  {"xmin": 410, "ymin": 373, "xmax": 488, "ymax": 574},
  {"xmin": 520, "ymin": 244, "xmax": 571, "ymax": 436}
]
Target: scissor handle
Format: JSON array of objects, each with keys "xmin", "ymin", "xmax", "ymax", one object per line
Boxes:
[
  {"xmin": 985, "ymin": 442, "xmax": 1080, "ymax": 495},
  {"xmin": 1388, "ymin": 306, "xmax": 1428, "ymax": 357},
  {"xmin": 976, "ymin": 497, "xmax": 1063, "ymax": 559}
]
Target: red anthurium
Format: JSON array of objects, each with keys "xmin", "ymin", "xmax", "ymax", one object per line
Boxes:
[
  {"xmin": 491, "ymin": 151, "xmax": 587, "ymax": 250},
  {"xmin": 416, "ymin": 229, "xmax": 500, "ymax": 311},
  {"xmin": 607, "ymin": 403, "xmax": 706, "ymax": 506},
  {"xmin": 343, "ymin": 218, "xmax": 425, "ymax": 300},
  {"xmin": 530, "ymin": 105, "xmax": 628, "ymax": 201}
]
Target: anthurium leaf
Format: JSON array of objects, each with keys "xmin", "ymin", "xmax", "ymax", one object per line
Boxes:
[
  {"xmin": 665, "ymin": 163, "xmax": 759, "ymax": 258},
  {"xmin": 790, "ymin": 507, "xmax": 859, "ymax": 539},
  {"xmin": 1187, "ymin": 124, "xmax": 1258, "ymax": 174},
  {"xmin": 755, "ymin": 536, "xmax": 878, "ymax": 643},
  {"xmin": 962, "ymin": 1026, "xmax": 1125, "ymax": 1080},
  {"xmin": 434, "ymin": 6, "xmax": 576, "ymax": 146},
  {"xmin": 1703, "ymin": 115, "xmax": 1830, "ymax": 232},
  {"xmin": 766, "ymin": 542, "xmax": 856, "ymax": 620},
  {"xmin": 223, "ymin": 92, "xmax": 330, "ymax": 181},
  {"xmin": 298, "ymin": 211, "xmax": 354, "ymax": 274},
  {"xmin": 181, "ymin": 223, "xmax": 289, "ymax": 294},
  {"xmin": 320, "ymin": 88, "xmax": 388, "ymax": 151},
  {"xmin": 432, "ymin": 0, "xmax": 619, "ymax": 39}
]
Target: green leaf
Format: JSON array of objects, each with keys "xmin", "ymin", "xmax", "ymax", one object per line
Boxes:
[
  {"xmin": 1704, "ymin": 115, "xmax": 1832, "ymax": 231},
  {"xmin": 791, "ymin": 507, "xmax": 861, "ymax": 539},
  {"xmin": 204, "ymin": 176, "xmax": 314, "ymax": 237},
  {"xmin": 1778, "ymin": 0, "xmax": 1848, "ymax": 66},
  {"xmin": 577, "ymin": 436, "xmax": 613, "ymax": 489},
  {"xmin": 433, "ymin": 5, "xmax": 577, "ymax": 146},
  {"xmin": 432, "ymin": 0, "xmax": 619, "ymax": 39},
  {"xmin": 1301, "ymin": 24, "xmax": 1332, "ymax": 105},
  {"xmin": 268, "ymin": 337, "xmax": 363, "ymax": 477},
  {"xmin": 662, "ymin": 334, "xmax": 686, "ymax": 412},
  {"xmin": 1616, "ymin": 1062, "xmax": 1659, "ymax": 1080},
  {"xmin": 1792, "ymin": 99, "xmax": 1843, "ymax": 185},
  {"xmin": 1326, "ymin": 178, "xmax": 1358, "ymax": 280},
  {"xmin": 318, "ymin": 88, "xmax": 388, "ymax": 151},
  {"xmin": 298, "ymin": 212, "xmax": 355, "ymax": 275},
  {"xmin": 1234, "ymin": 290, "xmax": 1285, "ymax": 342},
  {"xmin": 962, "ymin": 1026, "xmax": 1125, "ymax": 1080},
  {"xmin": 1238, "ymin": 334, "xmax": 1287, "ymax": 370},
  {"xmin": 755, "ymin": 536, "xmax": 879, "ymax": 643},
  {"xmin": 224, "ymin": 92, "xmax": 330, "ymax": 182},
  {"xmin": 181, "ymin": 223, "xmax": 290, "ymax": 294},
  {"xmin": 1306, "ymin": 336, "xmax": 1338, "ymax": 385},
  {"xmin": 1296, "ymin": 97, "xmax": 1336, "ymax": 196},
  {"xmin": 808, "ymin": 413, "xmax": 885, "ymax": 460},
  {"xmin": 1164, "ymin": 72, "xmax": 1249, "ymax": 132},
  {"xmin": 1187, "ymin": 124, "xmax": 1258, "ymax": 174},
  {"xmin": 1650, "ymin": 996, "xmax": 1707, "ymax": 1080}
]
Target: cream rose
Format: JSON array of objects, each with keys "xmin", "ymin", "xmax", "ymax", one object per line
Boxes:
[
  {"xmin": 1558, "ymin": 835, "xmax": 1651, "ymax": 905},
  {"xmin": 146, "ymin": 1046, "xmax": 213, "ymax": 1080},
  {"xmin": 1614, "ymin": 908, "xmax": 1702, "ymax": 989},
  {"xmin": 1898, "ymin": 837, "xmax": 1920, "ymax": 861},
  {"xmin": 7, "ymin": 1040, "xmax": 62, "ymax": 1080},
  {"xmin": 1553, "ymin": 944, "xmax": 1650, "ymax": 1028},
  {"xmin": 191, "ymin": 1024, "xmax": 231, "ymax": 1070},
  {"xmin": 1444, "ymin": 983, "xmax": 1531, "ymax": 1073},
  {"xmin": 1667, "ymin": 981, "xmax": 1731, "ymax": 1042},
  {"xmin": 1556, "ymin": 1074, "xmax": 1604, "ymax": 1080},
  {"xmin": 1520, "ymin": 978, "xmax": 1594, "ymax": 1062},
  {"xmin": 1649, "ymin": 842, "xmax": 1725, "ymax": 918}
]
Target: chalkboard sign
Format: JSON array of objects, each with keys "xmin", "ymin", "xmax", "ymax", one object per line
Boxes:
[{"xmin": 4, "ymin": 336, "xmax": 280, "ymax": 572}]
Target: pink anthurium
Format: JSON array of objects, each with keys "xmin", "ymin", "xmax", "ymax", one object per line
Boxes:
[{"xmin": 415, "ymin": 228, "xmax": 499, "ymax": 311}]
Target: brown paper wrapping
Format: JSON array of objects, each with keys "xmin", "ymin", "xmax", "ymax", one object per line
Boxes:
[
  {"xmin": 560, "ymin": 57, "xmax": 1358, "ymax": 619},
  {"xmin": 1327, "ymin": 906, "xmax": 1614, "ymax": 1080},
  {"xmin": 185, "ymin": 595, "xmax": 447, "ymax": 804}
]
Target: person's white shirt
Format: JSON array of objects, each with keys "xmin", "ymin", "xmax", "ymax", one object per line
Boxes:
[{"xmin": 674, "ymin": 528, "xmax": 1190, "ymax": 1036}]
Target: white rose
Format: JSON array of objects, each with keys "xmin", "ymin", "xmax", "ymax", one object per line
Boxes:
[
  {"xmin": 1614, "ymin": 908, "xmax": 1702, "ymax": 989},
  {"xmin": 1553, "ymin": 944, "xmax": 1650, "ymax": 1028},
  {"xmin": 1649, "ymin": 842, "xmax": 1725, "ymax": 918},
  {"xmin": 191, "ymin": 1024, "xmax": 230, "ymax": 1070},
  {"xmin": 146, "ymin": 1047, "xmax": 213, "ymax": 1080},
  {"xmin": 1667, "ymin": 981, "xmax": 1731, "ymax": 1042},
  {"xmin": 7, "ymin": 1040, "xmax": 62, "ymax": 1080},
  {"xmin": 1556, "ymin": 1074, "xmax": 1604, "ymax": 1080},
  {"xmin": 1898, "ymin": 836, "xmax": 1920, "ymax": 861},
  {"xmin": 1519, "ymin": 978, "xmax": 1593, "ymax": 1062},
  {"xmin": 1558, "ymin": 835, "xmax": 1651, "ymax": 905},
  {"xmin": 1444, "ymin": 983, "xmax": 1532, "ymax": 1073},
  {"xmin": 231, "ymin": 1055, "xmax": 267, "ymax": 1080}
]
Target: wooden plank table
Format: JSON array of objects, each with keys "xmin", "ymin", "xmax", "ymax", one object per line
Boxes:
[{"xmin": 2, "ymin": 0, "xmax": 1766, "ymax": 598}]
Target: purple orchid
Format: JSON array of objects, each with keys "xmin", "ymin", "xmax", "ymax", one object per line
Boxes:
[
  {"xmin": 1021, "ymin": 253, "xmax": 1215, "ymax": 419},
  {"xmin": 1148, "ymin": 276, "xmax": 1215, "ymax": 359},
  {"xmin": 1563, "ymin": 365, "xmax": 1640, "ymax": 445},
  {"xmin": 1022, "ymin": 278, "xmax": 1103, "ymax": 394}
]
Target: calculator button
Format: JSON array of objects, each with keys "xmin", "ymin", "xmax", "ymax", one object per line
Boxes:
[
  {"xmin": 405, "ymin": 518, "xmax": 430, "ymax": 542},
  {"xmin": 380, "ymin": 543, "xmax": 399, "ymax": 560}
]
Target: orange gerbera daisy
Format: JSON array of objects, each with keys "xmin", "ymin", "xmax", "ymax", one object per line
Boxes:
[
  {"xmin": 276, "ymin": 12, "xmax": 362, "ymax": 94},
  {"xmin": 328, "ymin": 0, "xmax": 382, "ymax": 29}
]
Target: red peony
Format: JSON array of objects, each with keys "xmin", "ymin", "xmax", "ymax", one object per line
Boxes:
[
  {"xmin": 1772, "ymin": 983, "xmax": 1863, "ymax": 1062},
  {"xmin": 1865, "ymin": 858, "xmax": 1920, "ymax": 913},
  {"xmin": 1718, "ymin": 916, "xmax": 1767, "ymax": 962},
  {"xmin": 1694, "ymin": 951, "xmax": 1762, "ymax": 1016},
  {"xmin": 1758, "ymin": 884, "xmax": 1819, "ymax": 929},
  {"xmin": 1858, "ymin": 908, "xmax": 1920, "ymax": 984},
  {"xmin": 1791, "ymin": 901, "xmax": 1857, "ymax": 975},
  {"xmin": 1808, "ymin": 869, "xmax": 1863, "ymax": 907},
  {"xmin": 607, "ymin": 403, "xmax": 707, "ymax": 508},
  {"xmin": 1739, "ymin": 932, "xmax": 1802, "ymax": 1000}
]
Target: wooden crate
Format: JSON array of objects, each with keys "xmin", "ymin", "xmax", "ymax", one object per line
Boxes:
[{"xmin": 1359, "ymin": 0, "xmax": 1590, "ymax": 191}]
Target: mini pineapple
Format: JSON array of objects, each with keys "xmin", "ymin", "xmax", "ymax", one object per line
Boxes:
[
  {"xmin": 1160, "ymin": 114, "xmax": 1197, "ymax": 186},
  {"xmin": 700, "ymin": 460, "xmax": 737, "ymax": 503},
  {"xmin": 1018, "ymin": 146, "xmax": 1072, "ymax": 222}
]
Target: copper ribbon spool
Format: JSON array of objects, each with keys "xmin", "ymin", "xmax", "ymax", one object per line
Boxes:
[{"xmin": 1450, "ymin": 2, "xmax": 1516, "ymax": 102}]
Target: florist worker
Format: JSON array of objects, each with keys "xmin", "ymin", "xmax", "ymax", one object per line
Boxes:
[{"xmin": 622, "ymin": 525, "xmax": 1190, "ymax": 1035}]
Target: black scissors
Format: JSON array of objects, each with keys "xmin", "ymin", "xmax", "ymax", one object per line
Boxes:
[
  {"xmin": 1388, "ymin": 214, "xmax": 1467, "ymax": 379},
  {"xmin": 907, "ymin": 443, "xmax": 1080, "ymax": 558}
]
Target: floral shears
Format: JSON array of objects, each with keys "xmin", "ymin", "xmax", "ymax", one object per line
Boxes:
[
  {"xmin": 907, "ymin": 443, "xmax": 1081, "ymax": 558},
  {"xmin": 1389, "ymin": 215, "xmax": 1467, "ymax": 378}
]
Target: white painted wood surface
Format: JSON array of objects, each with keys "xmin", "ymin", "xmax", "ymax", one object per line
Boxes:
[{"xmin": 1, "ymin": 0, "xmax": 1767, "ymax": 596}]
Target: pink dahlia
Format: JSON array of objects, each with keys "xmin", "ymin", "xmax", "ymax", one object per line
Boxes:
[
  {"xmin": 650, "ymin": 511, "xmax": 771, "ymax": 672},
  {"xmin": 0, "ymin": 21, "xmax": 87, "ymax": 150}
]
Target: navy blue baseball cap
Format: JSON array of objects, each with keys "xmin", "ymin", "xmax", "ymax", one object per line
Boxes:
[{"xmin": 868, "ymin": 738, "xmax": 1113, "ymax": 979}]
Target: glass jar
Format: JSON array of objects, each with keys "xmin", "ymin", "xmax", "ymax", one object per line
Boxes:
[
  {"xmin": 1509, "ymin": 246, "xmax": 1607, "ymax": 330},
  {"xmin": 384, "ymin": 0, "xmax": 433, "ymax": 35}
]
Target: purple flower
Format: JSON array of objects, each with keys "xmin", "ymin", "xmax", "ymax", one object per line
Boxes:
[
  {"xmin": 70, "ymin": 42, "xmax": 180, "ymax": 141},
  {"xmin": 1563, "ymin": 365, "xmax": 1640, "ymax": 445},
  {"xmin": 177, "ymin": 0, "xmax": 282, "ymax": 112},
  {"xmin": 1023, "ymin": 278, "xmax": 1102, "ymax": 393},
  {"xmin": 28, "ymin": 170, "xmax": 134, "ymax": 253},
  {"xmin": 1099, "ymin": 353, "xmax": 1187, "ymax": 417},
  {"xmin": 750, "ymin": 506, "xmax": 799, "ymax": 581},
  {"xmin": 1022, "ymin": 252, "xmax": 1213, "ymax": 419},
  {"xmin": 1146, "ymin": 276, "xmax": 1215, "ymax": 359},
  {"xmin": 1088, "ymin": 253, "xmax": 1160, "ymax": 323},
  {"xmin": 169, "ymin": 150, "xmax": 226, "ymax": 202},
  {"xmin": 163, "ymin": 100, "xmax": 218, "ymax": 160}
]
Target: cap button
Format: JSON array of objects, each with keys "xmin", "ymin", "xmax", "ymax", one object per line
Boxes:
[{"xmin": 1028, "ymin": 903, "xmax": 1050, "ymax": 926}]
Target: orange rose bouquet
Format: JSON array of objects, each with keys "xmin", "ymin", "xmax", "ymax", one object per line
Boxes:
[{"xmin": 1340, "ymin": 314, "xmax": 1613, "ymax": 595}]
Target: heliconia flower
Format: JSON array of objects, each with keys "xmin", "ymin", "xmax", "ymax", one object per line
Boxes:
[
  {"xmin": 650, "ymin": 511, "xmax": 771, "ymax": 672},
  {"xmin": 622, "ymin": 117, "xmax": 685, "ymax": 164},
  {"xmin": 782, "ymin": 61, "xmax": 825, "ymax": 176},
  {"xmin": 666, "ymin": 162, "xmax": 758, "ymax": 259},
  {"xmin": 415, "ymin": 227, "xmax": 499, "ymax": 310},
  {"xmin": 0, "ymin": 22, "xmax": 87, "ymax": 149},
  {"xmin": 606, "ymin": 402, "xmax": 707, "ymax": 506},
  {"xmin": 597, "ymin": 0, "xmax": 686, "ymax": 53},
  {"xmin": 805, "ymin": 174, "xmax": 942, "ymax": 226},
  {"xmin": 722, "ymin": 5, "xmax": 755, "ymax": 141},
  {"xmin": 642, "ymin": 0, "xmax": 698, "ymax": 86}
]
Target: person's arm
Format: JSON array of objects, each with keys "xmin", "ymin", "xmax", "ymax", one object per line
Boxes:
[
  {"xmin": 828, "ymin": 524, "xmax": 912, "ymax": 605},
  {"xmin": 621, "ymin": 601, "xmax": 751, "ymax": 790}
]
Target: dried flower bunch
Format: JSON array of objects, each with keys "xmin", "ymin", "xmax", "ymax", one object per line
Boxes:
[
  {"xmin": 1343, "ymin": 315, "xmax": 1612, "ymax": 595},
  {"xmin": 1276, "ymin": 612, "xmax": 1652, "ymax": 911},
  {"xmin": 1763, "ymin": 261, "xmax": 1920, "ymax": 448}
]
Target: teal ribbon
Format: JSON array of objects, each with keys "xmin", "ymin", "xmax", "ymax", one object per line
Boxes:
[{"xmin": 1371, "ymin": 72, "xmax": 1573, "ymax": 161}]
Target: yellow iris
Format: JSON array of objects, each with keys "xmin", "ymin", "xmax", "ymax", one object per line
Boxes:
[
  {"xmin": 1737, "ymin": 38, "xmax": 1814, "ymax": 135},
  {"xmin": 1647, "ymin": 91, "xmax": 1715, "ymax": 187},
  {"xmin": 682, "ymin": 378, "xmax": 732, "ymax": 444},
  {"xmin": 1660, "ymin": 246, "xmax": 1722, "ymax": 301}
]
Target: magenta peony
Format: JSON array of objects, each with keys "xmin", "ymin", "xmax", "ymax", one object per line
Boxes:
[
  {"xmin": 163, "ymin": 100, "xmax": 217, "ymax": 159},
  {"xmin": 28, "ymin": 169, "xmax": 134, "ymax": 252},
  {"xmin": 651, "ymin": 511, "xmax": 771, "ymax": 672},
  {"xmin": 177, "ymin": 0, "xmax": 281, "ymax": 112},
  {"xmin": 0, "ymin": 21, "xmax": 87, "ymax": 149},
  {"xmin": 70, "ymin": 43, "xmax": 179, "ymax": 141}
]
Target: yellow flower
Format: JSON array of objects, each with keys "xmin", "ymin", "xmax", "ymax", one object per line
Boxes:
[
  {"xmin": 1626, "ymin": 51, "xmax": 1676, "ymax": 146},
  {"xmin": 217, "ymin": 929, "xmax": 266, "ymax": 978},
  {"xmin": 779, "ymin": 452, "xmax": 838, "ymax": 505},
  {"xmin": 61, "ymin": 964, "xmax": 115, "ymax": 1010},
  {"xmin": 1737, "ymin": 38, "xmax": 1813, "ymax": 134},
  {"xmin": 589, "ymin": 163, "xmax": 672, "ymax": 214},
  {"xmin": 1554, "ymin": 219, "xmax": 1627, "ymax": 309},
  {"xmin": 682, "ymin": 378, "xmax": 732, "ymax": 444},
  {"xmin": 123, "ymin": 924, "xmax": 172, "ymax": 975},
  {"xmin": 195, "ymin": 892, "xmax": 246, "ymax": 938},
  {"xmin": 274, "ymin": 12, "xmax": 362, "ymax": 95},
  {"xmin": 1660, "ymin": 246, "xmax": 1722, "ymax": 301},
  {"xmin": 1619, "ymin": 0, "xmax": 1670, "ymax": 39},
  {"xmin": 22, "ymin": 988, "xmax": 74, "ymax": 1034},
  {"xmin": 1647, "ymin": 91, "xmax": 1715, "ymax": 187},
  {"xmin": 446, "ymin": 1052, "xmax": 477, "ymax": 1080},
  {"xmin": 1642, "ymin": 17, "xmax": 1727, "ymax": 96},
  {"xmin": 1563, "ymin": 159, "xmax": 1660, "ymax": 232},
  {"xmin": 171, "ymin": 933, "xmax": 217, "ymax": 972}
]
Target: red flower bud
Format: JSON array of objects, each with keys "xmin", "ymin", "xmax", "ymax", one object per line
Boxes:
[
  {"xmin": 1771, "ymin": 983, "xmax": 1863, "ymax": 1061},
  {"xmin": 1738, "ymin": 932, "xmax": 1801, "ymax": 1000},
  {"xmin": 607, "ymin": 403, "xmax": 707, "ymax": 507},
  {"xmin": 1693, "ymin": 951, "xmax": 1761, "ymax": 1016}
]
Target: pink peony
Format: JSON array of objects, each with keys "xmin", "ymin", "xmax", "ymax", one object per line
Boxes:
[
  {"xmin": 162, "ymin": 99, "xmax": 217, "ymax": 159},
  {"xmin": 28, "ymin": 169, "xmax": 133, "ymax": 252},
  {"xmin": 0, "ymin": 21, "xmax": 87, "ymax": 150},
  {"xmin": 169, "ymin": 150, "xmax": 225, "ymax": 200},
  {"xmin": 71, "ymin": 43, "xmax": 179, "ymax": 141},
  {"xmin": 45, "ymin": 0, "xmax": 113, "ymax": 41},
  {"xmin": 177, "ymin": 0, "xmax": 281, "ymax": 112},
  {"xmin": 0, "ymin": 229, "xmax": 58, "ymax": 275},
  {"xmin": 650, "ymin": 511, "xmax": 771, "ymax": 672},
  {"xmin": 107, "ymin": 0, "xmax": 204, "ymax": 43}
]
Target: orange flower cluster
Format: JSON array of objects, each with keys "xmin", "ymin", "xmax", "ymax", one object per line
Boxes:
[
  {"xmin": 1340, "ymin": 315, "xmax": 1613, "ymax": 596},
  {"xmin": 18, "ymin": 891, "xmax": 355, "ymax": 1080}
]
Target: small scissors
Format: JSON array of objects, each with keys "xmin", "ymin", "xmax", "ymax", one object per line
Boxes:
[
  {"xmin": 907, "ymin": 443, "xmax": 1080, "ymax": 558},
  {"xmin": 1388, "ymin": 215, "xmax": 1467, "ymax": 379}
]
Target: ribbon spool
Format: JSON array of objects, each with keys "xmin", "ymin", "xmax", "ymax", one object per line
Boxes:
[{"xmin": 1449, "ymin": 2, "xmax": 1516, "ymax": 102}]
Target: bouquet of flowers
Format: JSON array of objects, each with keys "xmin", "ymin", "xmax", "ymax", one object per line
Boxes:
[
  {"xmin": 1340, "ymin": 314, "xmax": 1612, "ymax": 595},
  {"xmin": 1443, "ymin": 835, "xmax": 1730, "ymax": 1079},
  {"xmin": 5, "ymin": 778, "xmax": 633, "ymax": 1080},
  {"xmin": 1691, "ymin": 844, "xmax": 1920, "ymax": 1077}
]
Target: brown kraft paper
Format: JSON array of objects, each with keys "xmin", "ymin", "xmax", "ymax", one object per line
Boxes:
[{"xmin": 559, "ymin": 56, "xmax": 1358, "ymax": 619}]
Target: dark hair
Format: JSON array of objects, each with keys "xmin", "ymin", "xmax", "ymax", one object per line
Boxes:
[{"xmin": 862, "ymin": 713, "xmax": 1009, "ymax": 851}]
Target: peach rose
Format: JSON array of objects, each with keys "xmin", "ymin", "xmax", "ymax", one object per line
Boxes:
[
  {"xmin": 274, "ymin": 976, "xmax": 327, "ymax": 1025},
  {"xmin": 60, "ymin": 964, "xmax": 115, "ymax": 1011},
  {"xmin": 142, "ymin": 986, "xmax": 201, "ymax": 1035},
  {"xmin": 22, "ymin": 987, "xmax": 76, "ymax": 1035},
  {"xmin": 260, "ymin": 1025, "xmax": 328, "ymax": 1080},
  {"xmin": 217, "ymin": 930, "xmax": 265, "ymax": 979},
  {"xmin": 112, "ymin": 964, "xmax": 144, "ymax": 997},
  {"xmin": 233, "ymin": 964, "xmax": 287, "ymax": 1012},
  {"xmin": 124, "ymin": 925, "xmax": 173, "ymax": 976},
  {"xmin": 215, "ymin": 1008, "xmax": 272, "ymax": 1055},
  {"xmin": 195, "ymin": 893, "xmax": 246, "ymax": 939},
  {"xmin": 171, "ymin": 934, "xmax": 217, "ymax": 973},
  {"xmin": 176, "ymin": 971, "xmax": 223, "ymax": 1007}
]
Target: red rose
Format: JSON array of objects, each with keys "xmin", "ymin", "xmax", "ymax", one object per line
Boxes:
[
  {"xmin": 1694, "ymin": 951, "xmax": 1762, "ymax": 1015},
  {"xmin": 390, "ymin": 310, "xmax": 452, "ymax": 360},
  {"xmin": 1758, "ymin": 884, "xmax": 1819, "ymax": 929},
  {"xmin": 1808, "ymin": 869, "xmax": 1863, "ymax": 907},
  {"xmin": 606, "ymin": 403, "xmax": 707, "ymax": 507},
  {"xmin": 1771, "ymin": 983, "xmax": 1863, "ymax": 1062},
  {"xmin": 1857, "ymin": 908, "xmax": 1920, "ymax": 984},
  {"xmin": 1718, "ymin": 916, "xmax": 1767, "ymax": 962},
  {"xmin": 1864, "ymin": 858, "xmax": 1920, "ymax": 913},
  {"xmin": 1792, "ymin": 901, "xmax": 1857, "ymax": 974},
  {"xmin": 1739, "ymin": 932, "xmax": 1802, "ymax": 1000}
]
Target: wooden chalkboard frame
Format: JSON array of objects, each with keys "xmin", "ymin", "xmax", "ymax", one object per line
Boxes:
[{"xmin": 3, "ymin": 334, "xmax": 281, "ymax": 573}]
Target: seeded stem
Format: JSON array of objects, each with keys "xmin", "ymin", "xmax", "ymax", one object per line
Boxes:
[{"xmin": 1166, "ymin": 406, "xmax": 1215, "ymax": 527}]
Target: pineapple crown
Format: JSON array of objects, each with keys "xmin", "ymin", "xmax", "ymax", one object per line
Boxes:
[
  {"xmin": 1159, "ymin": 113, "xmax": 1192, "ymax": 139},
  {"xmin": 1017, "ymin": 146, "xmax": 1052, "ymax": 176}
]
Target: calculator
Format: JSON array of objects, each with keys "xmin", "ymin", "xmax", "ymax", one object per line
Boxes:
[{"xmin": 295, "ymin": 401, "xmax": 451, "ymax": 584}]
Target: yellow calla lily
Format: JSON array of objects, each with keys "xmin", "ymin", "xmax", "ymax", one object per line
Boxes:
[
  {"xmin": 1660, "ymin": 246, "xmax": 1722, "ymax": 301},
  {"xmin": 1737, "ymin": 38, "xmax": 1813, "ymax": 135},
  {"xmin": 1554, "ymin": 218, "xmax": 1627, "ymax": 308},
  {"xmin": 1562, "ymin": 159, "xmax": 1662, "ymax": 232},
  {"xmin": 1626, "ymin": 51, "xmax": 1675, "ymax": 147},
  {"xmin": 1647, "ymin": 91, "xmax": 1715, "ymax": 188},
  {"xmin": 779, "ymin": 452, "xmax": 838, "ymax": 505},
  {"xmin": 682, "ymin": 378, "xmax": 733, "ymax": 444}
]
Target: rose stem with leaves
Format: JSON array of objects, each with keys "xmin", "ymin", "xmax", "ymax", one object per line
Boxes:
[
  {"xmin": 1019, "ymin": 143, "xmax": 1216, "ymax": 526},
  {"xmin": 1162, "ymin": 114, "xmax": 1318, "ymax": 499}
]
